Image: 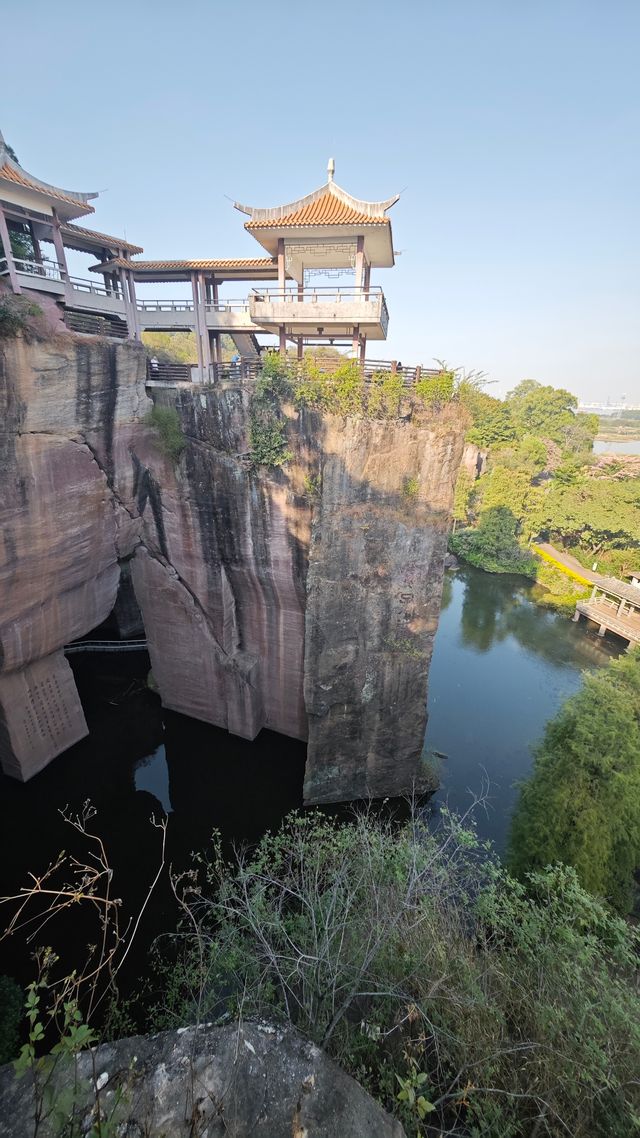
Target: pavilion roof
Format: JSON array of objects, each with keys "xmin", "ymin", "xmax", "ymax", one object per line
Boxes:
[
  {"xmin": 235, "ymin": 178, "xmax": 399, "ymax": 230},
  {"xmin": 0, "ymin": 132, "xmax": 96, "ymax": 218},
  {"xmin": 61, "ymin": 222, "xmax": 143, "ymax": 255},
  {"xmin": 596, "ymin": 577, "xmax": 640, "ymax": 605}
]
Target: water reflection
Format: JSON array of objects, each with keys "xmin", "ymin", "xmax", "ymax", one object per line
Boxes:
[
  {"xmin": 134, "ymin": 745, "xmax": 173, "ymax": 814},
  {"xmin": 426, "ymin": 567, "xmax": 619, "ymax": 852}
]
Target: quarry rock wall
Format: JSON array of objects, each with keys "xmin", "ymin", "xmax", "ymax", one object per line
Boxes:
[{"xmin": 0, "ymin": 333, "xmax": 465, "ymax": 801}]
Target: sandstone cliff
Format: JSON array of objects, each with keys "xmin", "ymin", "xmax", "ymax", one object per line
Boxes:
[{"xmin": 0, "ymin": 332, "xmax": 466, "ymax": 802}]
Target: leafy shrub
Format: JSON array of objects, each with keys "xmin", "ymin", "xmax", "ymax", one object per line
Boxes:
[
  {"xmin": 402, "ymin": 476, "xmax": 420, "ymax": 500},
  {"xmin": 366, "ymin": 370, "xmax": 404, "ymax": 418},
  {"xmin": 509, "ymin": 649, "xmax": 640, "ymax": 913},
  {"xmin": 157, "ymin": 808, "xmax": 640, "ymax": 1137},
  {"xmin": 450, "ymin": 506, "xmax": 539, "ymax": 575},
  {"xmin": 249, "ymin": 364, "xmax": 293, "ymax": 467},
  {"xmin": 0, "ymin": 292, "xmax": 43, "ymax": 339},
  {"xmin": 0, "ymin": 974, "xmax": 22, "ymax": 1063},
  {"xmin": 415, "ymin": 368, "xmax": 455, "ymax": 407},
  {"xmin": 145, "ymin": 405, "xmax": 186, "ymax": 463}
]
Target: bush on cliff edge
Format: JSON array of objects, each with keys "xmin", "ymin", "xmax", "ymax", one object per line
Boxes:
[
  {"xmin": 154, "ymin": 808, "xmax": 640, "ymax": 1137},
  {"xmin": 145, "ymin": 405, "xmax": 186, "ymax": 463}
]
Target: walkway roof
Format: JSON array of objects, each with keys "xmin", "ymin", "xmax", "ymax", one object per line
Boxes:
[
  {"xmin": 596, "ymin": 577, "xmax": 640, "ymax": 605},
  {"xmin": 89, "ymin": 256, "xmax": 280, "ymax": 283},
  {"xmin": 60, "ymin": 222, "xmax": 143, "ymax": 256}
]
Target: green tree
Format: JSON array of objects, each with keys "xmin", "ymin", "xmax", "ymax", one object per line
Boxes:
[
  {"xmin": 506, "ymin": 379, "xmax": 578, "ymax": 440},
  {"xmin": 450, "ymin": 506, "xmax": 539, "ymax": 575},
  {"xmin": 532, "ymin": 477, "xmax": 640, "ymax": 557},
  {"xmin": 509, "ymin": 650, "xmax": 640, "ymax": 913},
  {"xmin": 462, "ymin": 390, "xmax": 516, "ymax": 448}
]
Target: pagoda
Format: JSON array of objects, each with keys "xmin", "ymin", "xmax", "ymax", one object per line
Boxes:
[{"xmin": 236, "ymin": 159, "xmax": 398, "ymax": 360}]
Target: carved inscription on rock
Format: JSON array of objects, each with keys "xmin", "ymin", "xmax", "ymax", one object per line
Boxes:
[{"xmin": 0, "ymin": 652, "xmax": 88, "ymax": 781}]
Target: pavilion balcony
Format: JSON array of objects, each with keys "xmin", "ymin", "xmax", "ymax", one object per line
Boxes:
[{"xmin": 248, "ymin": 286, "xmax": 390, "ymax": 341}]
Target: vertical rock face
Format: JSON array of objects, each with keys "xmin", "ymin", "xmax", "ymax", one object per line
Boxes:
[
  {"xmin": 0, "ymin": 334, "xmax": 150, "ymax": 778},
  {"xmin": 130, "ymin": 386, "xmax": 312, "ymax": 742},
  {"xmin": 303, "ymin": 413, "xmax": 465, "ymax": 803},
  {"xmin": 1, "ymin": 333, "xmax": 466, "ymax": 801}
]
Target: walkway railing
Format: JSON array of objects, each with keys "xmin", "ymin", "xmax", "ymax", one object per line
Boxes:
[
  {"xmin": 69, "ymin": 275, "xmax": 121, "ymax": 298},
  {"xmin": 65, "ymin": 638, "xmax": 148, "ymax": 653},
  {"xmin": 1, "ymin": 256, "xmax": 65, "ymax": 281}
]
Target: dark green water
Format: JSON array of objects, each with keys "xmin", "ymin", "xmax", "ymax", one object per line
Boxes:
[{"xmin": 424, "ymin": 566, "xmax": 619, "ymax": 851}]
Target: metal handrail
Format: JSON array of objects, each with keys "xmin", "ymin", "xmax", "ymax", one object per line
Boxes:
[
  {"xmin": 137, "ymin": 298, "xmax": 194, "ymax": 312},
  {"xmin": 251, "ymin": 285, "xmax": 383, "ymax": 302},
  {"xmin": 137, "ymin": 298, "xmax": 251, "ymax": 313},
  {"xmin": 69, "ymin": 275, "xmax": 122, "ymax": 298},
  {"xmin": 13, "ymin": 256, "xmax": 65, "ymax": 281}
]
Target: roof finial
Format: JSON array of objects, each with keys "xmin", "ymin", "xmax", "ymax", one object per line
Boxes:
[{"xmin": 327, "ymin": 157, "xmax": 335, "ymax": 183}]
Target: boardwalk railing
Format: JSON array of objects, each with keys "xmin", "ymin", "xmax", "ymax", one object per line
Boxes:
[
  {"xmin": 146, "ymin": 356, "xmax": 444, "ymax": 386},
  {"xmin": 65, "ymin": 638, "xmax": 148, "ymax": 653}
]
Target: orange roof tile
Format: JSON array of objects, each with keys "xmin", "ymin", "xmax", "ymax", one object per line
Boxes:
[
  {"xmin": 90, "ymin": 256, "xmax": 277, "ymax": 273},
  {"xmin": 0, "ymin": 163, "xmax": 95, "ymax": 212},
  {"xmin": 245, "ymin": 188, "xmax": 390, "ymax": 229}
]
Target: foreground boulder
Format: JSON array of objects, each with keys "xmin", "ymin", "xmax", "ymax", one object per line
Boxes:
[{"xmin": 0, "ymin": 1021, "xmax": 406, "ymax": 1137}]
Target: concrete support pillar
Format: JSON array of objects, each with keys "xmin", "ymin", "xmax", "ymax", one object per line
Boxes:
[
  {"xmin": 355, "ymin": 235, "xmax": 365, "ymax": 291},
  {"xmin": 51, "ymin": 211, "xmax": 70, "ymax": 280},
  {"xmin": 0, "ymin": 202, "xmax": 20, "ymax": 293},
  {"xmin": 352, "ymin": 324, "xmax": 360, "ymax": 358},
  {"xmin": 363, "ymin": 260, "xmax": 371, "ymax": 300},
  {"xmin": 198, "ymin": 271, "xmax": 211, "ymax": 375},
  {"xmin": 598, "ymin": 624, "xmax": 607, "ymax": 637},
  {"xmin": 297, "ymin": 336, "xmax": 304, "ymax": 361},
  {"xmin": 277, "ymin": 238, "xmax": 286, "ymax": 292},
  {"xmin": 119, "ymin": 267, "xmax": 136, "ymax": 338},
  {"xmin": 191, "ymin": 273, "xmax": 205, "ymax": 375},
  {"xmin": 359, "ymin": 333, "xmax": 367, "ymax": 366},
  {"xmin": 279, "ymin": 325, "xmax": 287, "ymax": 357},
  {"xmin": 127, "ymin": 271, "xmax": 140, "ymax": 340}
]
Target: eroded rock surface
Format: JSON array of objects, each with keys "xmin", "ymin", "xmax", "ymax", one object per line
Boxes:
[
  {"xmin": 1, "ymin": 333, "xmax": 465, "ymax": 801},
  {"xmin": 0, "ymin": 1022, "xmax": 406, "ymax": 1137},
  {"xmin": 304, "ymin": 412, "xmax": 465, "ymax": 802}
]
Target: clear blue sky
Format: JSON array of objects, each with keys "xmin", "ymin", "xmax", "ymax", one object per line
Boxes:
[{"xmin": 3, "ymin": 0, "xmax": 639, "ymax": 401}]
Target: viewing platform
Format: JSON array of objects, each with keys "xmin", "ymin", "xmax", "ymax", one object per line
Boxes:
[{"xmin": 573, "ymin": 579, "xmax": 640, "ymax": 648}]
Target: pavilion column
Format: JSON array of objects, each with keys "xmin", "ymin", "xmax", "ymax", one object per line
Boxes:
[
  {"xmin": 29, "ymin": 222, "xmax": 43, "ymax": 265},
  {"xmin": 198, "ymin": 271, "xmax": 211, "ymax": 376},
  {"xmin": 127, "ymin": 271, "xmax": 140, "ymax": 340},
  {"xmin": 277, "ymin": 238, "xmax": 286, "ymax": 292},
  {"xmin": 355, "ymin": 235, "xmax": 365, "ymax": 292},
  {"xmin": 363, "ymin": 260, "xmax": 371, "ymax": 300},
  {"xmin": 190, "ymin": 274, "xmax": 204, "ymax": 375},
  {"xmin": 0, "ymin": 203, "xmax": 20, "ymax": 293},
  {"xmin": 50, "ymin": 213, "xmax": 69, "ymax": 284},
  {"xmin": 119, "ymin": 267, "xmax": 136, "ymax": 340}
]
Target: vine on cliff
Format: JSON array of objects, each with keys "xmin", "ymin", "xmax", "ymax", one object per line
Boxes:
[
  {"xmin": 145, "ymin": 405, "xmax": 186, "ymax": 463},
  {"xmin": 248, "ymin": 357, "xmax": 293, "ymax": 468}
]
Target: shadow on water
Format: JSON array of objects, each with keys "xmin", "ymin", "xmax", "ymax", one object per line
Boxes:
[
  {"xmin": 0, "ymin": 650, "xmax": 306, "ymax": 1015},
  {"xmin": 425, "ymin": 566, "xmax": 620, "ymax": 853}
]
